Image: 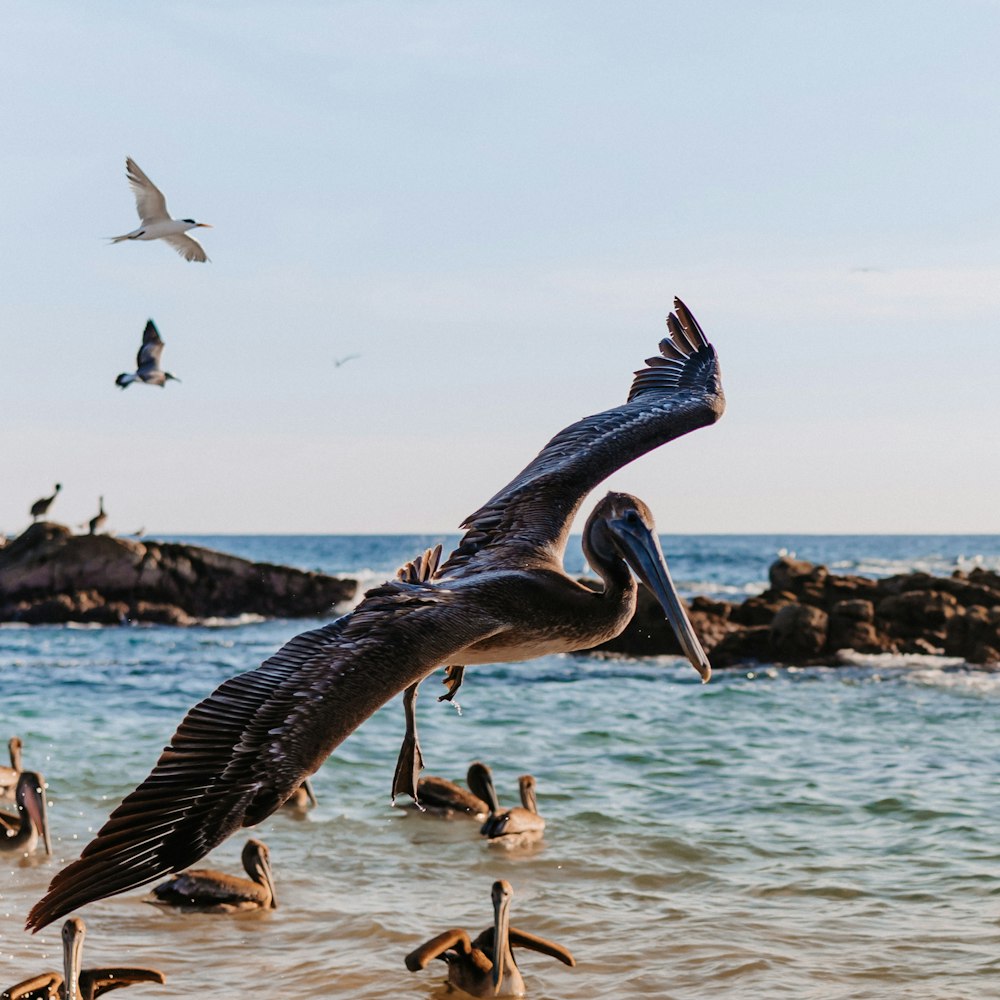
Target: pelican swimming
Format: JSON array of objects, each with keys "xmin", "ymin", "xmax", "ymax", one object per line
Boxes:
[
  {"xmin": 116, "ymin": 321, "xmax": 180, "ymax": 389},
  {"xmin": 403, "ymin": 764, "xmax": 491, "ymax": 819},
  {"xmin": 30, "ymin": 485, "xmax": 61, "ymax": 523},
  {"xmin": 405, "ymin": 879, "xmax": 575, "ymax": 997},
  {"xmin": 148, "ymin": 838, "xmax": 276, "ymax": 912},
  {"xmin": 87, "ymin": 498, "xmax": 107, "ymax": 536},
  {"xmin": 28, "ymin": 298, "xmax": 723, "ymax": 931},
  {"xmin": 468, "ymin": 763, "xmax": 545, "ymax": 847},
  {"xmin": 0, "ymin": 736, "xmax": 24, "ymax": 800},
  {"xmin": 0, "ymin": 770, "xmax": 51, "ymax": 857},
  {"xmin": 109, "ymin": 158, "xmax": 212, "ymax": 262},
  {"xmin": 2, "ymin": 917, "xmax": 165, "ymax": 1000}
]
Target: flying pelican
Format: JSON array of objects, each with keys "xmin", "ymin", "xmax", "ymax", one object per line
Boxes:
[
  {"xmin": 116, "ymin": 321, "xmax": 180, "ymax": 389},
  {"xmin": 87, "ymin": 498, "xmax": 107, "ymax": 536},
  {"xmin": 148, "ymin": 839, "xmax": 276, "ymax": 912},
  {"xmin": 0, "ymin": 770, "xmax": 51, "ymax": 857},
  {"xmin": 403, "ymin": 765, "xmax": 491, "ymax": 819},
  {"xmin": 0, "ymin": 736, "xmax": 24, "ymax": 801},
  {"xmin": 109, "ymin": 157, "xmax": 212, "ymax": 262},
  {"xmin": 467, "ymin": 763, "xmax": 545, "ymax": 847},
  {"xmin": 27, "ymin": 298, "xmax": 724, "ymax": 931},
  {"xmin": 405, "ymin": 879, "xmax": 575, "ymax": 997},
  {"xmin": 30, "ymin": 485, "xmax": 61, "ymax": 523},
  {"xmin": 2, "ymin": 917, "xmax": 165, "ymax": 1000}
]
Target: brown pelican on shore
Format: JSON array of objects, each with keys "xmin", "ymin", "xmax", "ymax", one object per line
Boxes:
[
  {"xmin": 0, "ymin": 736, "xmax": 24, "ymax": 801},
  {"xmin": 109, "ymin": 157, "xmax": 212, "ymax": 263},
  {"xmin": 403, "ymin": 764, "xmax": 491, "ymax": 819},
  {"xmin": 147, "ymin": 838, "xmax": 276, "ymax": 912},
  {"xmin": 116, "ymin": 321, "xmax": 180, "ymax": 389},
  {"xmin": 405, "ymin": 879, "xmax": 575, "ymax": 997},
  {"xmin": 2, "ymin": 917, "xmax": 165, "ymax": 1000},
  {"xmin": 87, "ymin": 499, "xmax": 107, "ymax": 536},
  {"xmin": 30, "ymin": 486, "xmax": 61, "ymax": 523},
  {"xmin": 0, "ymin": 771, "xmax": 52, "ymax": 857},
  {"xmin": 28, "ymin": 298, "xmax": 724, "ymax": 931},
  {"xmin": 467, "ymin": 763, "xmax": 545, "ymax": 847}
]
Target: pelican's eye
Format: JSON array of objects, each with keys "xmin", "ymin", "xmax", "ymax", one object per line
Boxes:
[{"xmin": 623, "ymin": 509, "xmax": 642, "ymax": 526}]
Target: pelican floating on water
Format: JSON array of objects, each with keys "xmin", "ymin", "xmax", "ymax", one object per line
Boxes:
[
  {"xmin": 405, "ymin": 879, "xmax": 575, "ymax": 997},
  {"xmin": 468, "ymin": 763, "xmax": 545, "ymax": 847},
  {"xmin": 2, "ymin": 917, "xmax": 165, "ymax": 1000},
  {"xmin": 148, "ymin": 838, "xmax": 276, "ymax": 912},
  {"xmin": 109, "ymin": 158, "xmax": 212, "ymax": 262},
  {"xmin": 0, "ymin": 736, "xmax": 24, "ymax": 801},
  {"xmin": 30, "ymin": 486, "xmax": 61, "ymax": 523},
  {"xmin": 116, "ymin": 321, "xmax": 180, "ymax": 389},
  {"xmin": 404, "ymin": 764, "xmax": 491, "ymax": 819},
  {"xmin": 0, "ymin": 770, "xmax": 51, "ymax": 857},
  {"xmin": 28, "ymin": 298, "xmax": 723, "ymax": 931}
]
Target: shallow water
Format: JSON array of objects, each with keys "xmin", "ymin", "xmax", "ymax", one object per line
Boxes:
[{"xmin": 2, "ymin": 535, "xmax": 999, "ymax": 998}]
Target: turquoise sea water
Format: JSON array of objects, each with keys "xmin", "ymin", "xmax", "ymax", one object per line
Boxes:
[{"xmin": 2, "ymin": 535, "xmax": 999, "ymax": 998}]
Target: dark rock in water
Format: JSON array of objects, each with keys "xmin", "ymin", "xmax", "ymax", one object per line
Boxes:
[
  {"xmin": 589, "ymin": 555, "xmax": 1000, "ymax": 668},
  {"xmin": 0, "ymin": 522, "xmax": 356, "ymax": 626}
]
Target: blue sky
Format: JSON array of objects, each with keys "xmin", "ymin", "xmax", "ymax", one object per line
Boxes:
[{"xmin": 2, "ymin": 2, "xmax": 998, "ymax": 534}]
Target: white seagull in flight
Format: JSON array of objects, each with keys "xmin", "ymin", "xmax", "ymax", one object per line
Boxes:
[{"xmin": 109, "ymin": 158, "xmax": 212, "ymax": 262}]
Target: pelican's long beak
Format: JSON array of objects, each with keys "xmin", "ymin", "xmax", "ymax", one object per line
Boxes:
[
  {"xmin": 611, "ymin": 519, "xmax": 712, "ymax": 682},
  {"xmin": 63, "ymin": 917, "xmax": 86, "ymax": 1000},
  {"xmin": 257, "ymin": 851, "xmax": 278, "ymax": 909},
  {"xmin": 491, "ymin": 880, "xmax": 513, "ymax": 993},
  {"xmin": 24, "ymin": 773, "xmax": 52, "ymax": 855}
]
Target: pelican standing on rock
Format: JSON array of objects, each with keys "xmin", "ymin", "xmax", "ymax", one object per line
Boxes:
[
  {"xmin": 468, "ymin": 763, "xmax": 545, "ymax": 847},
  {"xmin": 116, "ymin": 321, "xmax": 180, "ymax": 389},
  {"xmin": 0, "ymin": 770, "xmax": 51, "ymax": 857},
  {"xmin": 109, "ymin": 157, "xmax": 212, "ymax": 262},
  {"xmin": 405, "ymin": 879, "xmax": 575, "ymax": 997},
  {"xmin": 28, "ymin": 298, "xmax": 724, "ymax": 930},
  {"xmin": 87, "ymin": 498, "xmax": 107, "ymax": 536},
  {"xmin": 30, "ymin": 485, "xmax": 61, "ymax": 523},
  {"xmin": 0, "ymin": 736, "xmax": 24, "ymax": 800},
  {"xmin": 2, "ymin": 917, "xmax": 165, "ymax": 1000},
  {"xmin": 148, "ymin": 838, "xmax": 276, "ymax": 912}
]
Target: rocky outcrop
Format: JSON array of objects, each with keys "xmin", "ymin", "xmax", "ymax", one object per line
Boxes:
[
  {"xmin": 0, "ymin": 522, "xmax": 356, "ymax": 625},
  {"xmin": 592, "ymin": 556, "xmax": 1000, "ymax": 667}
]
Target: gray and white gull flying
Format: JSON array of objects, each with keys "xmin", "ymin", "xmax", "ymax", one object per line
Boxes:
[
  {"xmin": 115, "ymin": 320, "xmax": 180, "ymax": 389},
  {"xmin": 28, "ymin": 298, "xmax": 725, "ymax": 931}
]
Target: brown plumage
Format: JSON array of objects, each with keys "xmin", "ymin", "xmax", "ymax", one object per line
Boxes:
[
  {"xmin": 404, "ymin": 765, "xmax": 491, "ymax": 819},
  {"xmin": 0, "ymin": 770, "xmax": 51, "ymax": 857},
  {"xmin": 468, "ymin": 763, "xmax": 545, "ymax": 847},
  {"xmin": 148, "ymin": 838, "xmax": 276, "ymax": 912},
  {"xmin": 29, "ymin": 485, "xmax": 61, "ymax": 523},
  {"xmin": 405, "ymin": 879, "xmax": 575, "ymax": 997},
  {"xmin": 28, "ymin": 299, "xmax": 723, "ymax": 931},
  {"xmin": 0, "ymin": 736, "xmax": 24, "ymax": 801},
  {"xmin": 2, "ymin": 917, "xmax": 165, "ymax": 1000}
]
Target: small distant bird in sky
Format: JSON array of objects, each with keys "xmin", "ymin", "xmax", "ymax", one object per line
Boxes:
[
  {"xmin": 334, "ymin": 354, "xmax": 361, "ymax": 368},
  {"xmin": 116, "ymin": 320, "xmax": 181, "ymax": 389},
  {"xmin": 30, "ymin": 483, "xmax": 61, "ymax": 522},
  {"xmin": 109, "ymin": 157, "xmax": 212, "ymax": 262}
]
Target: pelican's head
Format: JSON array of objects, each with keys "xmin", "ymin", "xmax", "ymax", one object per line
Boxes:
[
  {"xmin": 467, "ymin": 762, "xmax": 500, "ymax": 817},
  {"xmin": 8, "ymin": 735, "xmax": 23, "ymax": 770},
  {"xmin": 242, "ymin": 838, "xmax": 277, "ymax": 908},
  {"xmin": 517, "ymin": 774, "xmax": 538, "ymax": 814},
  {"xmin": 17, "ymin": 770, "xmax": 52, "ymax": 855},
  {"xmin": 62, "ymin": 917, "xmax": 86, "ymax": 999},
  {"xmin": 491, "ymin": 879, "xmax": 515, "ymax": 992},
  {"xmin": 584, "ymin": 492, "xmax": 711, "ymax": 682}
]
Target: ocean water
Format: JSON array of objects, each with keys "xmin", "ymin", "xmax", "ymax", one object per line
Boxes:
[{"xmin": 2, "ymin": 535, "xmax": 999, "ymax": 999}]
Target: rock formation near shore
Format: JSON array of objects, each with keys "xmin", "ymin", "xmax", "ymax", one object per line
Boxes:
[
  {"xmin": 0, "ymin": 522, "xmax": 356, "ymax": 625},
  {"xmin": 592, "ymin": 556, "xmax": 1000, "ymax": 667}
]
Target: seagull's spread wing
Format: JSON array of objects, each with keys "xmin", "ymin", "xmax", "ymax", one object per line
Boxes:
[
  {"xmin": 125, "ymin": 158, "xmax": 169, "ymax": 223},
  {"xmin": 439, "ymin": 299, "xmax": 725, "ymax": 577},
  {"xmin": 27, "ymin": 584, "xmax": 482, "ymax": 931},
  {"xmin": 162, "ymin": 233, "xmax": 208, "ymax": 263},
  {"xmin": 136, "ymin": 320, "xmax": 164, "ymax": 371}
]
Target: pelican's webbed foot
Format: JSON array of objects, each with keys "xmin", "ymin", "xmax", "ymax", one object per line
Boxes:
[{"xmin": 438, "ymin": 664, "xmax": 466, "ymax": 703}]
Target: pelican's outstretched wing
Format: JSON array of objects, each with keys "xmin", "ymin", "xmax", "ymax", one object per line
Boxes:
[
  {"xmin": 1, "ymin": 971, "xmax": 62, "ymax": 999},
  {"xmin": 439, "ymin": 298, "xmax": 724, "ymax": 576},
  {"xmin": 125, "ymin": 158, "xmax": 169, "ymax": 224},
  {"xmin": 135, "ymin": 321, "xmax": 164, "ymax": 371},
  {"xmin": 404, "ymin": 929, "xmax": 476, "ymax": 970},
  {"xmin": 80, "ymin": 968, "xmax": 166, "ymax": 997},
  {"xmin": 162, "ymin": 232, "xmax": 208, "ymax": 262},
  {"xmin": 27, "ymin": 586, "xmax": 480, "ymax": 932},
  {"xmin": 472, "ymin": 925, "xmax": 575, "ymax": 966}
]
